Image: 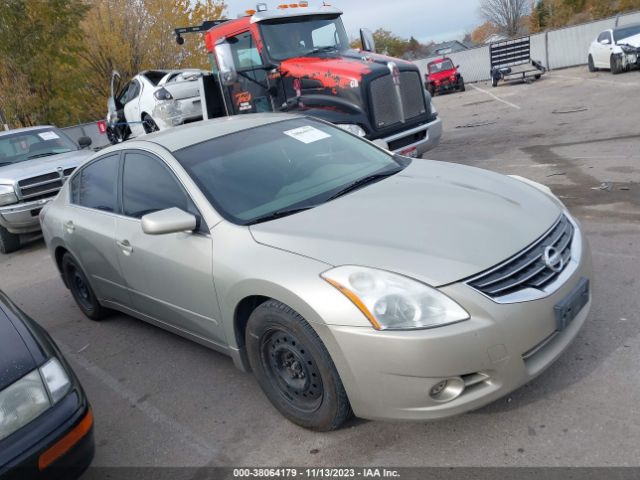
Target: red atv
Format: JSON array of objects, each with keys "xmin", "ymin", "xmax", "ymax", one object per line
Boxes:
[{"xmin": 424, "ymin": 57, "xmax": 465, "ymax": 96}]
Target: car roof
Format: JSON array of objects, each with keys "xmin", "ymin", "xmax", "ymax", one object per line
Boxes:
[
  {"xmin": 0, "ymin": 125, "xmax": 56, "ymax": 137},
  {"xmin": 141, "ymin": 113, "xmax": 303, "ymax": 152}
]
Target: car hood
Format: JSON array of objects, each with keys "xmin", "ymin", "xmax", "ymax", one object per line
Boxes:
[
  {"xmin": 0, "ymin": 150, "xmax": 92, "ymax": 185},
  {"xmin": 428, "ymin": 69, "xmax": 457, "ymax": 81},
  {"xmin": 0, "ymin": 309, "xmax": 37, "ymax": 391},
  {"xmin": 250, "ymin": 160, "xmax": 562, "ymax": 287},
  {"xmin": 617, "ymin": 32, "xmax": 640, "ymax": 47},
  {"xmin": 280, "ymin": 49, "xmax": 417, "ymax": 89}
]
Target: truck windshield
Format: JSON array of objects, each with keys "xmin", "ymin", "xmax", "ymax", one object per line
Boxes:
[
  {"xmin": 429, "ymin": 60, "xmax": 455, "ymax": 73},
  {"xmin": 173, "ymin": 118, "xmax": 404, "ymax": 225},
  {"xmin": 0, "ymin": 129, "xmax": 77, "ymax": 167},
  {"xmin": 613, "ymin": 24, "xmax": 640, "ymax": 43},
  {"xmin": 259, "ymin": 15, "xmax": 350, "ymax": 61}
]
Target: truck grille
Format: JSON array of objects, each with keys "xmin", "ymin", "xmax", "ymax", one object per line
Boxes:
[
  {"xmin": 468, "ymin": 215, "xmax": 574, "ymax": 298},
  {"xmin": 17, "ymin": 168, "xmax": 75, "ymax": 201},
  {"xmin": 369, "ymin": 71, "xmax": 426, "ymax": 129}
]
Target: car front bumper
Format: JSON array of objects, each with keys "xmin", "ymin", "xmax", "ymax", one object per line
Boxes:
[
  {"xmin": 321, "ymin": 226, "xmax": 592, "ymax": 421},
  {"xmin": 0, "ymin": 392, "xmax": 94, "ymax": 480},
  {"xmin": 382, "ymin": 116, "xmax": 443, "ymax": 157},
  {"xmin": 0, "ymin": 198, "xmax": 52, "ymax": 234}
]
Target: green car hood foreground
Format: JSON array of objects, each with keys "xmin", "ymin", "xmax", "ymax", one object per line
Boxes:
[{"xmin": 250, "ymin": 160, "xmax": 562, "ymax": 287}]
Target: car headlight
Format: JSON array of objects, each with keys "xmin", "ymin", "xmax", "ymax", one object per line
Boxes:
[
  {"xmin": 336, "ymin": 124, "xmax": 366, "ymax": 137},
  {"xmin": 0, "ymin": 359, "xmax": 71, "ymax": 441},
  {"xmin": 0, "ymin": 185, "xmax": 18, "ymax": 207},
  {"xmin": 321, "ymin": 266, "xmax": 469, "ymax": 330}
]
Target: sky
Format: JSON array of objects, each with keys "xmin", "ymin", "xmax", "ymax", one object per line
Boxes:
[{"xmin": 229, "ymin": 0, "xmax": 483, "ymax": 44}]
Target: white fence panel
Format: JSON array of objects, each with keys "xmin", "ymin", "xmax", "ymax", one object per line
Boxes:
[
  {"xmin": 410, "ymin": 9, "xmax": 640, "ymax": 83},
  {"xmin": 547, "ymin": 18, "xmax": 616, "ymax": 69}
]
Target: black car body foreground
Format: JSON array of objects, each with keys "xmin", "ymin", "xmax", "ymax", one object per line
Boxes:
[{"xmin": 0, "ymin": 291, "xmax": 94, "ymax": 479}]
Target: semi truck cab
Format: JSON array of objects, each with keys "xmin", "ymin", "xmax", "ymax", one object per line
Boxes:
[{"xmin": 179, "ymin": 3, "xmax": 442, "ymax": 157}]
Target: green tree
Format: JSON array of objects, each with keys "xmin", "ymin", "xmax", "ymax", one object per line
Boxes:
[{"xmin": 0, "ymin": 0, "xmax": 89, "ymax": 127}]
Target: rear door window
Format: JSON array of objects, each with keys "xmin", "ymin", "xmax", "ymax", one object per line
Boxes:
[{"xmin": 71, "ymin": 154, "xmax": 119, "ymax": 212}]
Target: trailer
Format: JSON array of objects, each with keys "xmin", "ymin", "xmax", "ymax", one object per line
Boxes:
[{"xmin": 490, "ymin": 36, "xmax": 546, "ymax": 87}]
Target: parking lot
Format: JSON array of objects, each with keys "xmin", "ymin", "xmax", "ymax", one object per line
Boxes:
[{"xmin": 1, "ymin": 66, "xmax": 639, "ymax": 469}]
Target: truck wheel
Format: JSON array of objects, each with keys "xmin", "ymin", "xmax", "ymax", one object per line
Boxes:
[
  {"xmin": 61, "ymin": 253, "xmax": 108, "ymax": 321},
  {"xmin": 491, "ymin": 76, "xmax": 499, "ymax": 87},
  {"xmin": 427, "ymin": 84, "xmax": 436, "ymax": 96},
  {"xmin": 142, "ymin": 114, "xmax": 159, "ymax": 134},
  {"xmin": 0, "ymin": 226, "xmax": 20, "ymax": 254},
  {"xmin": 588, "ymin": 55, "xmax": 597, "ymax": 72},
  {"xmin": 459, "ymin": 78, "xmax": 465, "ymax": 92},
  {"xmin": 610, "ymin": 55, "xmax": 623, "ymax": 75},
  {"xmin": 246, "ymin": 300, "xmax": 353, "ymax": 431}
]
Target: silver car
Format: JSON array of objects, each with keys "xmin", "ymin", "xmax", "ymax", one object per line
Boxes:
[{"xmin": 41, "ymin": 114, "xmax": 592, "ymax": 431}]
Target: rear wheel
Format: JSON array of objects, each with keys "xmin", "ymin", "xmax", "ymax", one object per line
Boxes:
[
  {"xmin": 246, "ymin": 300, "xmax": 352, "ymax": 431},
  {"xmin": 142, "ymin": 114, "xmax": 159, "ymax": 134},
  {"xmin": 0, "ymin": 226, "xmax": 20, "ymax": 254},
  {"xmin": 61, "ymin": 253, "xmax": 108, "ymax": 321},
  {"xmin": 588, "ymin": 54, "xmax": 597, "ymax": 72}
]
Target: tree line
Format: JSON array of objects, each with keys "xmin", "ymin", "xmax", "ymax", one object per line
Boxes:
[
  {"xmin": 0, "ymin": 0, "xmax": 225, "ymax": 129},
  {"xmin": 473, "ymin": 0, "xmax": 640, "ymax": 43}
]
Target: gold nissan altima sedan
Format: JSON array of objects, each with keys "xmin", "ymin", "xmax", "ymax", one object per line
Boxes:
[{"xmin": 41, "ymin": 114, "xmax": 592, "ymax": 431}]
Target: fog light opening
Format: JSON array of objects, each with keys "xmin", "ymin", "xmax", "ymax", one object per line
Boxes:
[{"xmin": 429, "ymin": 377, "xmax": 465, "ymax": 403}]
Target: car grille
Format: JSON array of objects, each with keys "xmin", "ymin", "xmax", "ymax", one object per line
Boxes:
[
  {"xmin": 17, "ymin": 168, "xmax": 75, "ymax": 201},
  {"xmin": 468, "ymin": 215, "xmax": 574, "ymax": 298},
  {"xmin": 369, "ymin": 71, "xmax": 426, "ymax": 129}
]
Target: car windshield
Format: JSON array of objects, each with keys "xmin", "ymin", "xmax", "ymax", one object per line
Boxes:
[
  {"xmin": 173, "ymin": 118, "xmax": 404, "ymax": 225},
  {"xmin": 259, "ymin": 15, "xmax": 350, "ymax": 61},
  {"xmin": 0, "ymin": 129, "xmax": 77, "ymax": 167},
  {"xmin": 613, "ymin": 24, "xmax": 640, "ymax": 43},
  {"xmin": 429, "ymin": 59, "xmax": 455, "ymax": 73}
]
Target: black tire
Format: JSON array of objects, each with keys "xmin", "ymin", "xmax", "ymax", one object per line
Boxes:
[
  {"xmin": 246, "ymin": 300, "xmax": 352, "ymax": 431},
  {"xmin": 0, "ymin": 226, "xmax": 20, "ymax": 254},
  {"xmin": 427, "ymin": 84, "xmax": 436, "ymax": 96},
  {"xmin": 61, "ymin": 253, "xmax": 108, "ymax": 321},
  {"xmin": 142, "ymin": 114, "xmax": 159, "ymax": 134},
  {"xmin": 588, "ymin": 55, "xmax": 597, "ymax": 72},
  {"xmin": 458, "ymin": 78, "xmax": 465, "ymax": 92},
  {"xmin": 491, "ymin": 76, "xmax": 499, "ymax": 87},
  {"xmin": 610, "ymin": 55, "xmax": 623, "ymax": 75}
]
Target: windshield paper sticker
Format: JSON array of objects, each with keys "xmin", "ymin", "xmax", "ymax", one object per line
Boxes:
[
  {"xmin": 38, "ymin": 131, "xmax": 60, "ymax": 141},
  {"xmin": 284, "ymin": 126, "xmax": 331, "ymax": 144}
]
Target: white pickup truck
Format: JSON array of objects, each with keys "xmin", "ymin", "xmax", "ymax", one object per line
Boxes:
[{"xmin": 0, "ymin": 126, "xmax": 93, "ymax": 253}]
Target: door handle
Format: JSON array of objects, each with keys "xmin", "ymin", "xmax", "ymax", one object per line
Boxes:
[
  {"xmin": 116, "ymin": 239, "xmax": 133, "ymax": 255},
  {"xmin": 64, "ymin": 221, "xmax": 75, "ymax": 233}
]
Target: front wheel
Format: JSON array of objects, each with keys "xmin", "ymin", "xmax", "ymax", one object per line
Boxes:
[
  {"xmin": 588, "ymin": 54, "xmax": 597, "ymax": 72},
  {"xmin": 0, "ymin": 226, "xmax": 20, "ymax": 254},
  {"xmin": 610, "ymin": 54, "xmax": 623, "ymax": 75},
  {"xmin": 458, "ymin": 78, "xmax": 465, "ymax": 92},
  {"xmin": 246, "ymin": 300, "xmax": 353, "ymax": 431}
]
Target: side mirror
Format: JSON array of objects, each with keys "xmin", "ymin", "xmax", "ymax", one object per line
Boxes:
[
  {"xmin": 215, "ymin": 41, "xmax": 238, "ymax": 86},
  {"xmin": 600, "ymin": 38, "xmax": 611, "ymax": 45},
  {"xmin": 78, "ymin": 136, "xmax": 92, "ymax": 149},
  {"xmin": 360, "ymin": 28, "xmax": 376, "ymax": 53},
  {"xmin": 141, "ymin": 208, "xmax": 196, "ymax": 235},
  {"xmin": 456, "ymin": 65, "xmax": 460, "ymax": 69}
]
